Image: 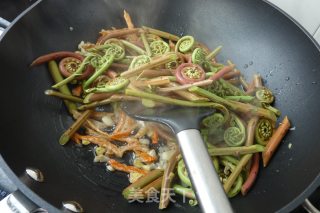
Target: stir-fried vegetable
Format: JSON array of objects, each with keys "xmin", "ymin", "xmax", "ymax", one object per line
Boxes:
[
  {"xmin": 31, "ymin": 10, "xmax": 291, "ymax": 209},
  {"xmin": 175, "ymin": 63, "xmax": 206, "ymax": 84}
]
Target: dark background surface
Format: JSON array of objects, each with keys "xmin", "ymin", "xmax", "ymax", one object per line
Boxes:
[
  {"xmin": 0, "ymin": 0, "xmax": 36, "ymax": 22},
  {"xmin": 0, "ymin": 0, "xmax": 319, "ymax": 212},
  {"xmin": 0, "ymin": 0, "xmax": 36, "ymax": 201}
]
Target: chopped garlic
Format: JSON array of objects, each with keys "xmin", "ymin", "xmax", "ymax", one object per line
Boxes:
[
  {"xmin": 148, "ymin": 149, "xmax": 157, "ymax": 157},
  {"xmin": 78, "ymin": 41, "xmax": 85, "ymax": 51},
  {"xmin": 160, "ymin": 150, "xmax": 175, "ymax": 161},
  {"xmin": 288, "ymin": 143, "xmax": 292, "ymax": 149},
  {"xmin": 81, "ymin": 140, "xmax": 91, "ymax": 145},
  {"xmin": 156, "ymin": 162, "xmax": 166, "ymax": 170},
  {"xmin": 142, "ymin": 164, "xmax": 155, "ymax": 171},
  {"xmin": 139, "ymin": 138, "xmax": 150, "ymax": 145},
  {"xmin": 94, "ymin": 155, "xmax": 109, "ymax": 163},
  {"xmin": 106, "ymin": 165, "xmax": 115, "ymax": 172},
  {"xmin": 95, "ymin": 147, "xmax": 106, "ymax": 156},
  {"xmin": 146, "ymin": 129, "xmax": 153, "ymax": 138},
  {"xmin": 102, "ymin": 115, "xmax": 115, "ymax": 127},
  {"xmin": 129, "ymin": 172, "xmax": 143, "ymax": 183},
  {"xmin": 133, "ymin": 159, "xmax": 144, "ymax": 169},
  {"xmin": 137, "ymin": 121, "xmax": 146, "ymax": 127}
]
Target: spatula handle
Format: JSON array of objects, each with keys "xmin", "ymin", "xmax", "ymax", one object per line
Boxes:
[{"xmin": 176, "ymin": 129, "xmax": 233, "ymax": 213}]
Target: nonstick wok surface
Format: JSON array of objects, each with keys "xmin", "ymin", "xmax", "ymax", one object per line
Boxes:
[{"xmin": 0, "ymin": 0, "xmax": 320, "ymax": 212}]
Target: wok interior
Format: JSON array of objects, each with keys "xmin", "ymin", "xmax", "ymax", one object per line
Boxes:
[{"xmin": 0, "ymin": 0, "xmax": 320, "ymax": 212}]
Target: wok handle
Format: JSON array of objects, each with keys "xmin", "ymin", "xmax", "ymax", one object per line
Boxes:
[
  {"xmin": 176, "ymin": 129, "xmax": 233, "ymax": 213},
  {"xmin": 0, "ymin": 17, "xmax": 10, "ymax": 36},
  {"xmin": 0, "ymin": 17, "xmax": 10, "ymax": 28},
  {"xmin": 303, "ymin": 199, "xmax": 320, "ymax": 213},
  {"xmin": 0, "ymin": 190, "xmax": 45, "ymax": 213}
]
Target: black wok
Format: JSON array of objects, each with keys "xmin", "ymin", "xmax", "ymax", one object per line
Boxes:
[{"xmin": 0, "ymin": 0, "xmax": 320, "ymax": 212}]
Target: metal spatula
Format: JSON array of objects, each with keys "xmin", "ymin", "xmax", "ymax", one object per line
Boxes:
[{"xmin": 121, "ymin": 101, "xmax": 233, "ymax": 213}]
